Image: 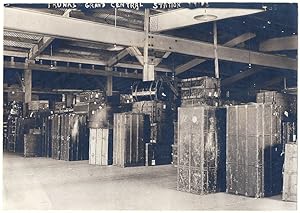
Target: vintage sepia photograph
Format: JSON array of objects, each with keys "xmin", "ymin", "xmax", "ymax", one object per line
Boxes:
[{"xmin": 2, "ymin": 1, "xmax": 298, "ymax": 210}]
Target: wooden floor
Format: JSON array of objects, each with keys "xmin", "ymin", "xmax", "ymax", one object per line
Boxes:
[{"xmin": 3, "ymin": 152, "xmax": 297, "ymax": 210}]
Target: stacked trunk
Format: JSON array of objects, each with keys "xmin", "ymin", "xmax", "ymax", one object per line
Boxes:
[
  {"xmin": 113, "ymin": 113, "xmax": 150, "ymax": 167},
  {"xmin": 226, "ymin": 104, "xmax": 284, "ymax": 197},
  {"xmin": 132, "ymin": 100, "xmax": 174, "ymax": 165},
  {"xmin": 180, "ymin": 76, "xmax": 220, "ymax": 107},
  {"xmin": 89, "ymin": 128, "xmax": 113, "ymax": 165},
  {"xmin": 51, "ymin": 113, "xmax": 89, "ymax": 161},
  {"xmin": 177, "ymin": 106, "xmax": 226, "ymax": 194},
  {"xmin": 282, "ymin": 143, "xmax": 297, "ymax": 202},
  {"xmin": 256, "ymin": 91, "xmax": 297, "ymax": 118}
]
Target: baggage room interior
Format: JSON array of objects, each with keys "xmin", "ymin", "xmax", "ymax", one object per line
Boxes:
[{"xmin": 2, "ymin": 2, "xmax": 298, "ymax": 210}]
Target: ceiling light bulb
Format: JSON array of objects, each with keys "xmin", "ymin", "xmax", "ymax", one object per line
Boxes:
[
  {"xmin": 263, "ymin": 26, "xmax": 266, "ymax": 29},
  {"xmin": 267, "ymin": 21, "xmax": 271, "ymax": 24},
  {"xmin": 281, "ymin": 30, "xmax": 284, "ymax": 33},
  {"xmin": 194, "ymin": 14, "xmax": 218, "ymax": 21}
]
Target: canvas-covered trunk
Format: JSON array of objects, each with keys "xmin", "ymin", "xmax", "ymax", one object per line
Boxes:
[{"xmin": 177, "ymin": 106, "xmax": 226, "ymax": 195}]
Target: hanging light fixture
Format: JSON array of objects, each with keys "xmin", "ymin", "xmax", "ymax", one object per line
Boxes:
[
  {"xmin": 194, "ymin": 8, "xmax": 218, "ymax": 21},
  {"xmin": 107, "ymin": 8, "xmax": 124, "ymax": 51}
]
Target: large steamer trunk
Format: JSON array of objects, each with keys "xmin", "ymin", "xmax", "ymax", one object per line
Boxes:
[
  {"xmin": 51, "ymin": 113, "xmax": 89, "ymax": 161},
  {"xmin": 113, "ymin": 113, "xmax": 150, "ymax": 167},
  {"xmin": 177, "ymin": 106, "xmax": 226, "ymax": 195},
  {"xmin": 226, "ymin": 104, "xmax": 284, "ymax": 197}
]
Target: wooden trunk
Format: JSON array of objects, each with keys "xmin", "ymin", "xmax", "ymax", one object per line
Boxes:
[
  {"xmin": 24, "ymin": 133, "xmax": 42, "ymax": 157},
  {"xmin": 89, "ymin": 128, "xmax": 113, "ymax": 165},
  {"xmin": 282, "ymin": 143, "xmax": 297, "ymax": 202},
  {"xmin": 226, "ymin": 104, "xmax": 284, "ymax": 198},
  {"xmin": 113, "ymin": 113, "xmax": 150, "ymax": 167},
  {"xmin": 177, "ymin": 106, "xmax": 226, "ymax": 195}
]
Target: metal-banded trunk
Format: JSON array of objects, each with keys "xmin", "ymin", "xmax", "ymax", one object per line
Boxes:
[
  {"xmin": 113, "ymin": 113, "xmax": 150, "ymax": 167},
  {"xmin": 226, "ymin": 103, "xmax": 284, "ymax": 197},
  {"xmin": 282, "ymin": 143, "xmax": 297, "ymax": 202},
  {"xmin": 177, "ymin": 106, "xmax": 226, "ymax": 195},
  {"xmin": 89, "ymin": 128, "xmax": 113, "ymax": 166},
  {"xmin": 51, "ymin": 113, "xmax": 89, "ymax": 161}
]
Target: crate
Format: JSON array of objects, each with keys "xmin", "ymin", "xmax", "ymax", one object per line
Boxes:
[
  {"xmin": 24, "ymin": 133, "xmax": 42, "ymax": 157},
  {"xmin": 89, "ymin": 128, "xmax": 113, "ymax": 165},
  {"xmin": 282, "ymin": 143, "xmax": 297, "ymax": 202},
  {"xmin": 113, "ymin": 113, "xmax": 150, "ymax": 167},
  {"xmin": 177, "ymin": 106, "xmax": 226, "ymax": 195},
  {"xmin": 226, "ymin": 104, "xmax": 284, "ymax": 198}
]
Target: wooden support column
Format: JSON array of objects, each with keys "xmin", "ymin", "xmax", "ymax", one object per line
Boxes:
[
  {"xmin": 213, "ymin": 22, "xmax": 219, "ymax": 79},
  {"xmin": 24, "ymin": 66, "xmax": 32, "ymax": 103},
  {"xmin": 143, "ymin": 9, "xmax": 154, "ymax": 81},
  {"xmin": 105, "ymin": 67, "xmax": 113, "ymax": 96}
]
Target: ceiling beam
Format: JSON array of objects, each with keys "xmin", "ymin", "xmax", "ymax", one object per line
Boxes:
[
  {"xmin": 4, "ymin": 35, "xmax": 38, "ymax": 44},
  {"xmin": 149, "ymin": 34, "xmax": 297, "ymax": 71},
  {"xmin": 149, "ymin": 8, "xmax": 264, "ymax": 32},
  {"xmin": 4, "ymin": 61, "xmax": 142, "ymax": 79},
  {"xmin": 221, "ymin": 67, "xmax": 263, "ymax": 87},
  {"xmin": 259, "ymin": 36, "xmax": 298, "ymax": 52},
  {"xmin": 4, "ymin": 8, "xmax": 297, "ymax": 71},
  {"xmin": 3, "ymin": 50, "xmax": 172, "ymax": 73},
  {"xmin": 106, "ymin": 48, "xmax": 130, "ymax": 67},
  {"xmin": 4, "ymin": 50, "xmax": 28, "ymax": 58},
  {"xmin": 28, "ymin": 9, "xmax": 72, "ymax": 60},
  {"xmin": 175, "ymin": 32, "xmax": 256, "ymax": 75}
]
